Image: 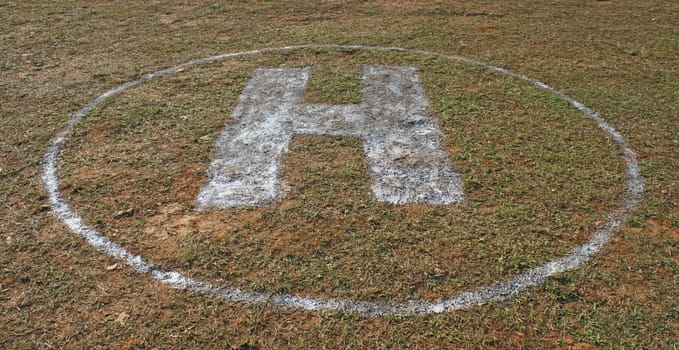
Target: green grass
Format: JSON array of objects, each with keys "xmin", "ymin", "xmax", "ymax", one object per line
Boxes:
[
  {"xmin": 55, "ymin": 48, "xmax": 625, "ymax": 303},
  {"xmin": 1, "ymin": 1, "xmax": 677, "ymax": 349}
]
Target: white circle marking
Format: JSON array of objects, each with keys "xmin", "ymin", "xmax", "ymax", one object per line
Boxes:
[{"xmin": 42, "ymin": 45, "xmax": 643, "ymax": 316}]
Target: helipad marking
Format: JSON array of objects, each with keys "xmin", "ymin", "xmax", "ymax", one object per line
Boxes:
[
  {"xmin": 196, "ymin": 65, "xmax": 464, "ymax": 208},
  {"xmin": 42, "ymin": 45, "xmax": 643, "ymax": 316}
]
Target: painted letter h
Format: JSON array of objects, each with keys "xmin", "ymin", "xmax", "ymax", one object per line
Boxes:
[{"xmin": 196, "ymin": 66, "xmax": 464, "ymax": 208}]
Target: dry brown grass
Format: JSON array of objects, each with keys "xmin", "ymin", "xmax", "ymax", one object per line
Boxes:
[{"xmin": 1, "ymin": 1, "xmax": 677, "ymax": 348}]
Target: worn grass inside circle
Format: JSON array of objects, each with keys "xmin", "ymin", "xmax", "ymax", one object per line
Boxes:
[{"xmin": 59, "ymin": 48, "xmax": 624, "ymax": 302}]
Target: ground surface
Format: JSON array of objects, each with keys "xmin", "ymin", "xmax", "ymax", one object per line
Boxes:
[{"xmin": 1, "ymin": 1, "xmax": 677, "ymax": 349}]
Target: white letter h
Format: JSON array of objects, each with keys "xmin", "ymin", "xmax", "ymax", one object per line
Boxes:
[{"xmin": 196, "ymin": 66, "xmax": 464, "ymax": 208}]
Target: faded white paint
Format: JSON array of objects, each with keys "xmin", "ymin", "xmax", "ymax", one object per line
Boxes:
[
  {"xmin": 196, "ymin": 66, "xmax": 464, "ymax": 209},
  {"xmin": 42, "ymin": 45, "xmax": 643, "ymax": 316}
]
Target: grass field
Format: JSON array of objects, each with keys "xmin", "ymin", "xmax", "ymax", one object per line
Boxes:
[{"xmin": 1, "ymin": 1, "xmax": 677, "ymax": 348}]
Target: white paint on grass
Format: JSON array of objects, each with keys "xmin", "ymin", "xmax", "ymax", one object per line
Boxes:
[
  {"xmin": 42, "ymin": 45, "xmax": 643, "ymax": 316},
  {"xmin": 196, "ymin": 65, "xmax": 464, "ymax": 208}
]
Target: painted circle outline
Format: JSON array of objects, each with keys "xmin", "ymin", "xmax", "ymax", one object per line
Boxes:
[{"xmin": 42, "ymin": 45, "xmax": 643, "ymax": 316}]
